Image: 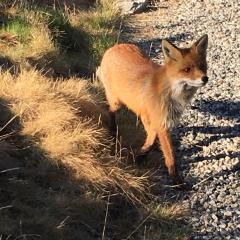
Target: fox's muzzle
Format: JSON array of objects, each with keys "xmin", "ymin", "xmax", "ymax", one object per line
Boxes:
[{"xmin": 201, "ymin": 76, "xmax": 209, "ymax": 85}]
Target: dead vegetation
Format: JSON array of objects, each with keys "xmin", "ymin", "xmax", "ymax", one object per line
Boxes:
[
  {"xmin": 0, "ymin": 0, "xmax": 119, "ymax": 76},
  {"xmin": 0, "ymin": 1, "xmax": 190, "ymax": 239}
]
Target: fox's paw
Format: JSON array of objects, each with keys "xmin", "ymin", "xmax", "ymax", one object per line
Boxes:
[{"xmin": 172, "ymin": 176, "xmax": 191, "ymax": 190}]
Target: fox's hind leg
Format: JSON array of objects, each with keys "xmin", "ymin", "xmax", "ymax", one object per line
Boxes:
[
  {"xmin": 139, "ymin": 115, "xmax": 157, "ymax": 154},
  {"xmin": 106, "ymin": 93, "xmax": 121, "ymax": 136},
  {"xmin": 98, "ymin": 69, "xmax": 121, "ymax": 135}
]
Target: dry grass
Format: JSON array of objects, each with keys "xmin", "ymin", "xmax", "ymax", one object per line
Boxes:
[
  {"xmin": 0, "ymin": 69, "xmax": 149, "ymax": 239},
  {"xmin": 145, "ymin": 202, "xmax": 190, "ymax": 240},
  {"xmin": 0, "ymin": 0, "xmax": 119, "ymax": 76},
  {"xmin": 0, "ymin": 69, "xmax": 149, "ymax": 200},
  {"xmin": 0, "ymin": 0, "xmax": 96, "ymax": 9},
  {"xmin": 0, "ymin": 1, "xmax": 191, "ymax": 239}
]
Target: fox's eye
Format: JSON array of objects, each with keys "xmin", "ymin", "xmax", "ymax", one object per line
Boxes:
[{"xmin": 183, "ymin": 67, "xmax": 191, "ymax": 73}]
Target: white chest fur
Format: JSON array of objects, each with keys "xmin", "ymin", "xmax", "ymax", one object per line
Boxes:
[{"xmin": 167, "ymin": 81, "xmax": 198, "ymax": 128}]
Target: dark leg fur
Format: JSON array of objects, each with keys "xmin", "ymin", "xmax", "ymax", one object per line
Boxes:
[{"xmin": 109, "ymin": 111, "xmax": 117, "ymax": 136}]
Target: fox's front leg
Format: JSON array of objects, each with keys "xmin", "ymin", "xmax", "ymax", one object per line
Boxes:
[{"xmin": 158, "ymin": 129, "xmax": 182, "ymax": 184}]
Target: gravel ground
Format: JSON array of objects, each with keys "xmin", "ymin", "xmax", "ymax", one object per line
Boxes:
[{"xmin": 122, "ymin": 0, "xmax": 240, "ymax": 239}]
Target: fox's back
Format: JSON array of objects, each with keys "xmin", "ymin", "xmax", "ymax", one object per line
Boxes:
[
  {"xmin": 101, "ymin": 44, "xmax": 156, "ymax": 78},
  {"xmin": 99, "ymin": 44, "xmax": 158, "ymax": 114}
]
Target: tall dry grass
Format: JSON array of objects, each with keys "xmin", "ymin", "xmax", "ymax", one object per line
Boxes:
[{"xmin": 0, "ymin": 69, "xmax": 149, "ymax": 202}]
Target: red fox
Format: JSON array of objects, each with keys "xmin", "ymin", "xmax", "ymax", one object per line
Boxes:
[{"xmin": 97, "ymin": 35, "xmax": 208, "ymax": 184}]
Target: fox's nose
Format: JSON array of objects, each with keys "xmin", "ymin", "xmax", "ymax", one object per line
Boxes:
[{"xmin": 202, "ymin": 76, "xmax": 208, "ymax": 85}]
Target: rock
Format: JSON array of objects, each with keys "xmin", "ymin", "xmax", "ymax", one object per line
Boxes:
[
  {"xmin": 219, "ymin": 223, "xmax": 226, "ymax": 229},
  {"xmin": 224, "ymin": 211, "xmax": 233, "ymax": 217},
  {"xmin": 117, "ymin": 0, "xmax": 149, "ymax": 14},
  {"xmin": 231, "ymin": 203, "xmax": 238, "ymax": 208},
  {"xmin": 211, "ymin": 213, "xmax": 218, "ymax": 222}
]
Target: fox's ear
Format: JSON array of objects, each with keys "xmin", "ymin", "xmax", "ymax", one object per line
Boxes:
[
  {"xmin": 161, "ymin": 39, "xmax": 182, "ymax": 62},
  {"xmin": 193, "ymin": 34, "xmax": 208, "ymax": 54}
]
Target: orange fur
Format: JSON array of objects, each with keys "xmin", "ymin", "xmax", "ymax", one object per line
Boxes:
[{"xmin": 97, "ymin": 35, "xmax": 208, "ymax": 183}]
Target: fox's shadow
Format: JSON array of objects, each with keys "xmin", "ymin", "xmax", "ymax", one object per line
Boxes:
[
  {"xmin": 193, "ymin": 99, "xmax": 240, "ymax": 121},
  {"xmin": 174, "ymin": 99, "xmax": 240, "ymax": 174}
]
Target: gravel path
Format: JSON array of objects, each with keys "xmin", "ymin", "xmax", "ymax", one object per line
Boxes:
[{"xmin": 122, "ymin": 0, "xmax": 240, "ymax": 239}]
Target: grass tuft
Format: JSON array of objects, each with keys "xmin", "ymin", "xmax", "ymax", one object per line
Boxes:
[
  {"xmin": 0, "ymin": 0, "xmax": 120, "ymax": 75},
  {"xmin": 0, "ymin": 17, "xmax": 31, "ymax": 43},
  {"xmin": 91, "ymin": 31, "xmax": 116, "ymax": 67},
  {"xmin": 44, "ymin": 10, "xmax": 83, "ymax": 51}
]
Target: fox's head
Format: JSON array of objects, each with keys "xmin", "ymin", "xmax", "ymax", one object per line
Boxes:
[{"xmin": 162, "ymin": 35, "xmax": 208, "ymax": 89}]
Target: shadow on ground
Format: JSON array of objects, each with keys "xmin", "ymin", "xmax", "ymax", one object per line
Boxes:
[
  {"xmin": 0, "ymin": 94, "xmax": 190, "ymax": 239},
  {"xmin": 194, "ymin": 99, "xmax": 240, "ymax": 121},
  {"xmin": 123, "ymin": 32, "xmax": 193, "ymax": 63},
  {"xmin": 0, "ymin": 97, "xmax": 142, "ymax": 239},
  {"xmin": 171, "ymin": 99, "xmax": 240, "ymax": 179},
  {"xmin": 0, "ymin": 56, "xmax": 19, "ymax": 74},
  {"xmin": 115, "ymin": 98, "xmax": 239, "ymax": 188}
]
